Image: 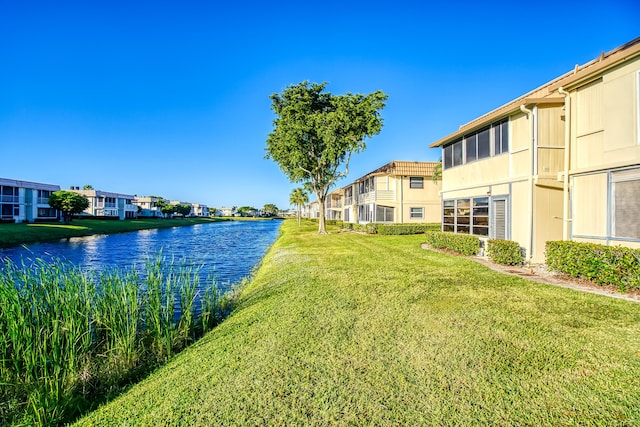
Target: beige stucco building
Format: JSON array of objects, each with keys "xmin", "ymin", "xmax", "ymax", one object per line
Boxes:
[
  {"xmin": 430, "ymin": 37, "xmax": 640, "ymax": 262},
  {"xmin": 340, "ymin": 160, "xmax": 442, "ymax": 224}
]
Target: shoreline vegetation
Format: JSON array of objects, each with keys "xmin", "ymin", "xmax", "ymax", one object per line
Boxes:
[
  {"xmin": 0, "ymin": 254, "xmax": 237, "ymax": 426},
  {"xmin": 72, "ymin": 219, "xmax": 640, "ymax": 426},
  {"xmin": 0, "ymin": 217, "xmax": 280, "ymax": 249}
]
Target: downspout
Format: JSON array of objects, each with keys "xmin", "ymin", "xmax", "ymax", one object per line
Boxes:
[
  {"xmin": 400, "ymin": 176, "xmax": 404, "ymax": 224},
  {"xmin": 520, "ymin": 104, "xmax": 535, "ymax": 264},
  {"xmin": 558, "ymin": 86, "xmax": 571, "ymax": 241}
]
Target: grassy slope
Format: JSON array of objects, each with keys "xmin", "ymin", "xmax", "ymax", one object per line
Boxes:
[
  {"xmin": 0, "ymin": 217, "xmax": 223, "ymax": 248},
  {"xmin": 76, "ymin": 220, "xmax": 640, "ymax": 426}
]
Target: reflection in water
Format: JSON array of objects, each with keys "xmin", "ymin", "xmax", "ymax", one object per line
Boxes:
[{"xmin": 0, "ymin": 220, "xmax": 282, "ymax": 294}]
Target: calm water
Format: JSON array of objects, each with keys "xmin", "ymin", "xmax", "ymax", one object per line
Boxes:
[{"xmin": 0, "ymin": 220, "xmax": 282, "ymax": 294}]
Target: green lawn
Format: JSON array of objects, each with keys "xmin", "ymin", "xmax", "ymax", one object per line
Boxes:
[
  {"xmin": 75, "ymin": 219, "xmax": 640, "ymax": 426},
  {"xmin": 0, "ymin": 217, "xmax": 224, "ymax": 248}
]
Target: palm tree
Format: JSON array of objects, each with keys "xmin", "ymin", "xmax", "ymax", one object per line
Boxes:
[{"xmin": 289, "ymin": 188, "xmax": 309, "ymax": 226}]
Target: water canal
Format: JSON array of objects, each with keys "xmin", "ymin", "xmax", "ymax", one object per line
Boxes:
[{"xmin": 0, "ymin": 219, "xmax": 282, "ymax": 294}]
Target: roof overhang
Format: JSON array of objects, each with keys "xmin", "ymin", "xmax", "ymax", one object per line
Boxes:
[{"xmin": 429, "ymin": 37, "xmax": 640, "ymax": 149}]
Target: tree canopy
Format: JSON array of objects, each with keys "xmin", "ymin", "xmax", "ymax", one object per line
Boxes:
[
  {"xmin": 173, "ymin": 204, "xmax": 192, "ymax": 217},
  {"xmin": 48, "ymin": 190, "xmax": 89, "ymax": 223},
  {"xmin": 266, "ymin": 81, "xmax": 387, "ymax": 233},
  {"xmin": 262, "ymin": 204, "xmax": 279, "ymax": 217}
]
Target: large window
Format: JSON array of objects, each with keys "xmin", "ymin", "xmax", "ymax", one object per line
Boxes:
[
  {"xmin": 0, "ymin": 186, "xmax": 19, "ymax": 219},
  {"xmin": 442, "ymin": 197, "xmax": 489, "ymax": 236},
  {"xmin": 612, "ymin": 168, "xmax": 640, "ymax": 239},
  {"xmin": 376, "ymin": 205, "xmax": 394, "ymax": 222},
  {"xmin": 409, "ymin": 177, "xmax": 424, "ymax": 189},
  {"xmin": 38, "ymin": 208, "xmax": 57, "ymax": 218},
  {"xmin": 442, "ymin": 118, "xmax": 509, "ymax": 169}
]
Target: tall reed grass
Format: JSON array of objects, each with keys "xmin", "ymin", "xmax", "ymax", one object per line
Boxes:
[{"xmin": 0, "ymin": 254, "xmax": 228, "ymax": 426}]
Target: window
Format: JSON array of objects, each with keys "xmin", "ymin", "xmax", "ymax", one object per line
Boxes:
[
  {"xmin": 443, "ymin": 200, "xmax": 455, "ymax": 232},
  {"xmin": 38, "ymin": 208, "xmax": 57, "ymax": 218},
  {"xmin": 477, "ymin": 127, "xmax": 491, "ymax": 159},
  {"xmin": 444, "ymin": 145, "xmax": 453, "ymax": 169},
  {"xmin": 0, "ymin": 186, "xmax": 19, "ymax": 219},
  {"xmin": 612, "ymin": 168, "xmax": 640, "ymax": 239},
  {"xmin": 409, "ymin": 177, "xmax": 424, "ymax": 189},
  {"xmin": 465, "ymin": 134, "xmax": 477, "ymax": 162},
  {"xmin": 456, "ymin": 199, "xmax": 470, "ymax": 233},
  {"xmin": 376, "ymin": 205, "xmax": 394, "ymax": 222},
  {"xmin": 410, "ymin": 207, "xmax": 424, "ymax": 219},
  {"xmin": 358, "ymin": 205, "xmax": 372, "ymax": 222},
  {"xmin": 472, "ymin": 197, "xmax": 489, "ymax": 236},
  {"xmin": 442, "ymin": 197, "xmax": 492, "ymax": 236},
  {"xmin": 452, "ymin": 140, "xmax": 463, "ymax": 167},
  {"xmin": 443, "ymin": 118, "xmax": 509, "ymax": 169},
  {"xmin": 493, "ymin": 119, "xmax": 509, "ymax": 155}
]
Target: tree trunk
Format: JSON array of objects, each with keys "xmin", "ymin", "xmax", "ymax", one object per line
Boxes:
[
  {"xmin": 317, "ymin": 193, "xmax": 327, "ymax": 234},
  {"xmin": 297, "ymin": 204, "xmax": 301, "ymax": 226}
]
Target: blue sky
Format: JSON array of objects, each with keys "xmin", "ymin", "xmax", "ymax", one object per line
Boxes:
[{"xmin": 1, "ymin": 1, "xmax": 638, "ymax": 209}]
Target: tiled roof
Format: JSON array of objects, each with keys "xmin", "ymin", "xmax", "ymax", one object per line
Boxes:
[{"xmin": 358, "ymin": 160, "xmax": 439, "ymax": 180}]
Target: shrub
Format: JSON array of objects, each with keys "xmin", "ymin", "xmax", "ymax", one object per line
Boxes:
[
  {"xmin": 425, "ymin": 231, "xmax": 480, "ymax": 256},
  {"xmin": 546, "ymin": 241, "xmax": 640, "ymax": 291},
  {"xmin": 375, "ymin": 223, "xmax": 441, "ymax": 235},
  {"xmin": 339, "ymin": 222, "xmax": 441, "ymax": 235},
  {"xmin": 487, "ymin": 239, "xmax": 524, "ymax": 265}
]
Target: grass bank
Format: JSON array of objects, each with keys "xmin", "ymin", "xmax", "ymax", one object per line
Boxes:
[
  {"xmin": 77, "ymin": 219, "xmax": 640, "ymax": 426},
  {"xmin": 0, "ymin": 217, "xmax": 224, "ymax": 248}
]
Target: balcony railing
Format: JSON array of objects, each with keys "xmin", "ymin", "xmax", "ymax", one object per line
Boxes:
[
  {"xmin": 356, "ymin": 190, "xmax": 395, "ymax": 205},
  {"xmin": 37, "ymin": 197, "xmax": 49, "ymax": 205},
  {"xmin": 0, "ymin": 195, "xmax": 19, "ymax": 203}
]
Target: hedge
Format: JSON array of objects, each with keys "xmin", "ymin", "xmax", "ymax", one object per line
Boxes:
[
  {"xmin": 425, "ymin": 231, "xmax": 480, "ymax": 256},
  {"xmin": 487, "ymin": 239, "xmax": 524, "ymax": 266},
  {"xmin": 338, "ymin": 222, "xmax": 440, "ymax": 235},
  {"xmin": 546, "ymin": 241, "xmax": 640, "ymax": 291}
]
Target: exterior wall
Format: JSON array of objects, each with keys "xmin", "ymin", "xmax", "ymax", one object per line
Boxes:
[
  {"xmin": 439, "ymin": 108, "xmax": 564, "ymax": 263},
  {"xmin": 567, "ymin": 56, "xmax": 640, "ymax": 249},
  {"xmin": 533, "ymin": 186, "xmax": 563, "ymax": 261},
  {"xmin": 396, "ymin": 175, "xmax": 441, "ymax": 223}
]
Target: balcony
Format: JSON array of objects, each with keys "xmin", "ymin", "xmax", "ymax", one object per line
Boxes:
[
  {"xmin": 356, "ymin": 190, "xmax": 395, "ymax": 205},
  {"xmin": 325, "ymin": 199, "xmax": 343, "ymax": 209}
]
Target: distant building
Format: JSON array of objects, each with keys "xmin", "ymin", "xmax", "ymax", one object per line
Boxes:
[
  {"xmin": 341, "ymin": 160, "xmax": 442, "ymax": 224},
  {"xmin": 217, "ymin": 207, "xmax": 236, "ymax": 217},
  {"xmin": 0, "ymin": 177, "xmax": 60, "ymax": 223},
  {"xmin": 133, "ymin": 196, "xmax": 163, "ymax": 218},
  {"xmin": 70, "ymin": 187, "xmax": 137, "ymax": 220},
  {"xmin": 191, "ymin": 203, "xmax": 210, "ymax": 217}
]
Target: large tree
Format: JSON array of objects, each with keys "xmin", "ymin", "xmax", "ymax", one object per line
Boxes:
[
  {"xmin": 289, "ymin": 187, "xmax": 308, "ymax": 226},
  {"xmin": 173, "ymin": 203, "xmax": 192, "ymax": 217},
  {"xmin": 48, "ymin": 190, "xmax": 89, "ymax": 223},
  {"xmin": 262, "ymin": 203, "xmax": 279, "ymax": 217},
  {"xmin": 266, "ymin": 81, "xmax": 387, "ymax": 233}
]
